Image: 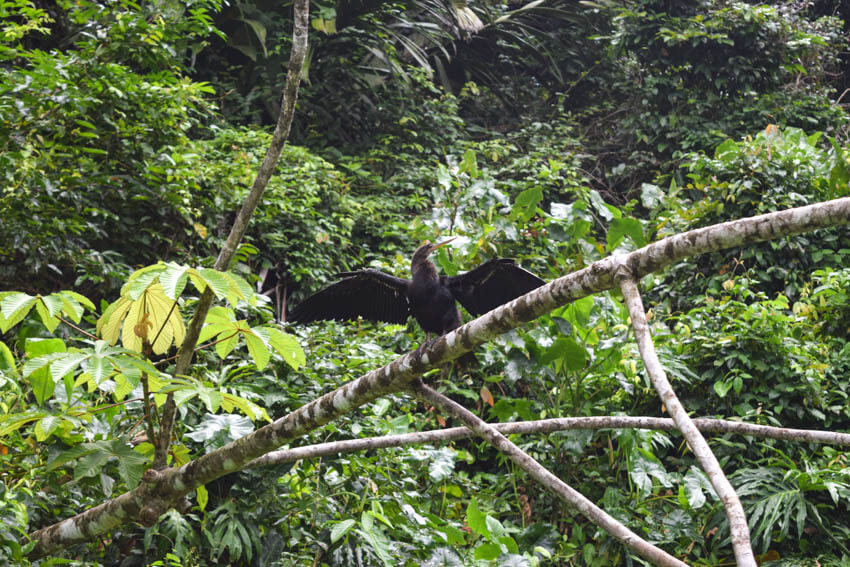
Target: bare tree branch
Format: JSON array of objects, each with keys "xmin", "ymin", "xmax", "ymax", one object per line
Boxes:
[
  {"xmin": 249, "ymin": 416, "xmax": 850, "ymax": 468},
  {"xmin": 619, "ymin": 275, "xmax": 756, "ymax": 566},
  {"xmin": 27, "ymin": 197, "xmax": 850, "ymax": 558},
  {"xmin": 152, "ymin": 0, "xmax": 311, "ymax": 470},
  {"xmin": 413, "ymin": 380, "xmax": 689, "ymax": 567}
]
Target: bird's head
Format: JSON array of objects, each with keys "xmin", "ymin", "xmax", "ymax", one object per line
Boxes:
[{"xmin": 411, "ymin": 238, "xmax": 455, "ymax": 270}]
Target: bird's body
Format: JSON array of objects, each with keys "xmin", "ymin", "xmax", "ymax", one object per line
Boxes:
[{"xmin": 288, "ymin": 240, "xmax": 545, "ymax": 338}]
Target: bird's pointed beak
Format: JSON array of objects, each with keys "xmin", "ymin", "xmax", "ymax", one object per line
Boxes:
[{"xmin": 428, "ymin": 238, "xmax": 455, "ymax": 253}]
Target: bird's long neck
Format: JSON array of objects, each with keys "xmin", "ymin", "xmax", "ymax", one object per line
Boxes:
[{"xmin": 411, "ymin": 258, "xmax": 439, "ymax": 283}]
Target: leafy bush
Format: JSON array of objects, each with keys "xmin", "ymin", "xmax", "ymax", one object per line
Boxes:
[
  {"xmin": 0, "ymin": 0, "xmax": 222, "ymax": 294},
  {"xmin": 650, "ymin": 126, "xmax": 850, "ymax": 308}
]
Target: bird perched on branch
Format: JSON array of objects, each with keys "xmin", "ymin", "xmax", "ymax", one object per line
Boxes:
[{"xmin": 288, "ymin": 239, "xmax": 545, "ymax": 339}]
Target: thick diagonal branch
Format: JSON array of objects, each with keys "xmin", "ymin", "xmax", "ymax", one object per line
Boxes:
[
  {"xmin": 152, "ymin": 0, "xmax": 311, "ymax": 469},
  {"xmin": 618, "ymin": 275, "xmax": 756, "ymax": 567},
  {"xmin": 413, "ymin": 380, "xmax": 688, "ymax": 567}
]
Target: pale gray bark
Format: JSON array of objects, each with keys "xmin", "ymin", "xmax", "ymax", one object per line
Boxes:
[
  {"xmin": 27, "ymin": 197, "xmax": 850, "ymax": 558},
  {"xmin": 249, "ymin": 416, "xmax": 850, "ymax": 468},
  {"xmin": 619, "ymin": 276, "xmax": 756, "ymax": 567},
  {"xmin": 413, "ymin": 380, "xmax": 689, "ymax": 567}
]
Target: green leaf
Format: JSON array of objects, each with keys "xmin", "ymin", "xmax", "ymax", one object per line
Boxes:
[
  {"xmin": 0, "ymin": 411, "xmax": 49, "ymax": 438},
  {"xmin": 714, "ymin": 138, "xmax": 740, "ymax": 161},
  {"xmin": 221, "ymin": 392, "xmax": 270, "ymax": 422},
  {"xmin": 34, "ymin": 415, "xmax": 61, "ymax": 441},
  {"xmin": 59, "ymin": 290, "xmax": 96, "ymax": 312},
  {"xmin": 54, "ymin": 440, "xmax": 148, "ymax": 489},
  {"xmin": 435, "ymin": 524, "xmax": 466, "ymax": 545},
  {"xmin": 466, "ymin": 499, "xmax": 488, "ymax": 538},
  {"xmin": 89, "ymin": 353, "xmax": 115, "ymax": 384},
  {"xmin": 266, "ymin": 327, "xmax": 305, "ymax": 370},
  {"xmin": 473, "ymin": 542, "xmax": 502, "ymax": 560},
  {"xmin": 607, "ymin": 217, "xmax": 646, "ymax": 251},
  {"xmin": 215, "ymin": 332, "xmax": 240, "ymax": 360},
  {"xmin": 512, "ymin": 186, "xmax": 543, "ymax": 223},
  {"xmin": 160, "ymin": 263, "xmax": 190, "ymax": 300},
  {"xmin": 0, "ymin": 293, "xmax": 36, "ymax": 333},
  {"xmin": 34, "ymin": 299, "xmax": 60, "ymax": 332},
  {"xmin": 198, "ymin": 269, "xmax": 230, "ymax": 300},
  {"xmin": 330, "ymin": 519, "xmax": 356, "ymax": 544},
  {"xmin": 24, "ymin": 339, "xmax": 67, "ymax": 404},
  {"xmin": 539, "ymin": 337, "xmax": 586, "ymax": 371},
  {"xmin": 197, "ymin": 485, "xmax": 209, "ymax": 511},
  {"xmin": 122, "ymin": 266, "xmax": 165, "ymax": 300},
  {"xmin": 54, "ymin": 292, "xmax": 85, "ymax": 323},
  {"xmin": 0, "ymin": 341, "xmax": 19, "ymax": 378},
  {"xmin": 225, "ymin": 272, "xmax": 256, "ymax": 306},
  {"xmin": 244, "ymin": 329, "xmax": 270, "ymax": 370},
  {"xmin": 113, "ymin": 374, "xmax": 135, "ymax": 401},
  {"xmin": 40, "ymin": 294, "xmax": 64, "ymax": 317},
  {"xmin": 459, "ymin": 148, "xmax": 478, "ymax": 177},
  {"xmin": 49, "ymin": 352, "xmax": 89, "ymax": 382},
  {"xmin": 713, "ymin": 380, "xmax": 733, "ymax": 398}
]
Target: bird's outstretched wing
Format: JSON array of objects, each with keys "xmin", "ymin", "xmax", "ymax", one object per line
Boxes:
[
  {"xmin": 288, "ymin": 269, "xmax": 411, "ymax": 325},
  {"xmin": 446, "ymin": 259, "xmax": 545, "ymax": 316}
]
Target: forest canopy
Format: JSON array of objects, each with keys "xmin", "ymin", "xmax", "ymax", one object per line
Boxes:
[{"xmin": 1, "ymin": 0, "xmax": 850, "ymax": 565}]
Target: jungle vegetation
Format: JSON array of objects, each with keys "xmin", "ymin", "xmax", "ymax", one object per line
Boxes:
[{"xmin": 1, "ymin": 0, "xmax": 850, "ymax": 565}]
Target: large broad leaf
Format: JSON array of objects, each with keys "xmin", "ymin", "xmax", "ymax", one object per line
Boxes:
[
  {"xmin": 99, "ymin": 282, "xmax": 185, "ymax": 355},
  {"xmin": 266, "ymin": 327, "xmax": 305, "ymax": 370},
  {"xmin": 160, "ymin": 263, "xmax": 190, "ymax": 300},
  {"xmin": 243, "ymin": 329, "xmax": 271, "ymax": 370},
  {"xmin": 539, "ymin": 336, "xmax": 586, "ymax": 371},
  {"xmin": 607, "ymin": 216, "xmax": 646, "ymax": 251},
  {"xmin": 50, "ymin": 439, "xmax": 149, "ymax": 489},
  {"xmin": 24, "ymin": 338, "xmax": 67, "ymax": 404},
  {"xmin": 0, "ymin": 293, "xmax": 36, "ymax": 333},
  {"xmin": 466, "ymin": 499, "xmax": 488, "ymax": 538}
]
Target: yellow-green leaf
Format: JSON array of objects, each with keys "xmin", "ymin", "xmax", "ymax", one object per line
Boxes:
[
  {"xmin": 243, "ymin": 331, "xmax": 270, "ymax": 370},
  {"xmin": 267, "ymin": 327, "xmax": 305, "ymax": 370},
  {"xmin": 55, "ymin": 293, "xmax": 84, "ymax": 323},
  {"xmin": 113, "ymin": 374, "xmax": 134, "ymax": 401},
  {"xmin": 160, "ymin": 263, "xmax": 190, "ymax": 300},
  {"xmin": 35, "ymin": 299, "xmax": 60, "ymax": 332},
  {"xmin": 0, "ymin": 293, "xmax": 36, "ymax": 333},
  {"xmin": 0, "ymin": 341, "xmax": 19, "ymax": 378},
  {"xmin": 34, "ymin": 415, "xmax": 61, "ymax": 441},
  {"xmin": 99, "ymin": 297, "xmax": 133, "ymax": 345},
  {"xmin": 58, "ymin": 290, "xmax": 96, "ymax": 312},
  {"xmin": 197, "ymin": 484, "xmax": 209, "ymax": 511},
  {"xmin": 215, "ymin": 332, "xmax": 239, "ymax": 359},
  {"xmin": 199, "ymin": 269, "xmax": 230, "ymax": 300}
]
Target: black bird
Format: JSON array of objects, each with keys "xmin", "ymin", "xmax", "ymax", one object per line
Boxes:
[{"xmin": 288, "ymin": 240, "xmax": 545, "ymax": 338}]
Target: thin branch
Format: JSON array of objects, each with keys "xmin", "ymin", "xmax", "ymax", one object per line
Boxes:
[
  {"xmin": 248, "ymin": 415, "xmax": 850, "ymax": 468},
  {"xmin": 618, "ymin": 275, "xmax": 756, "ymax": 567},
  {"xmin": 56, "ymin": 315, "xmax": 99, "ymax": 341},
  {"xmin": 412, "ymin": 380, "xmax": 688, "ymax": 567},
  {"xmin": 151, "ymin": 0, "xmax": 311, "ymax": 470}
]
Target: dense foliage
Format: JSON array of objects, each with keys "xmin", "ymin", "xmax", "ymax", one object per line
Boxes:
[{"xmin": 1, "ymin": 0, "xmax": 850, "ymax": 565}]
